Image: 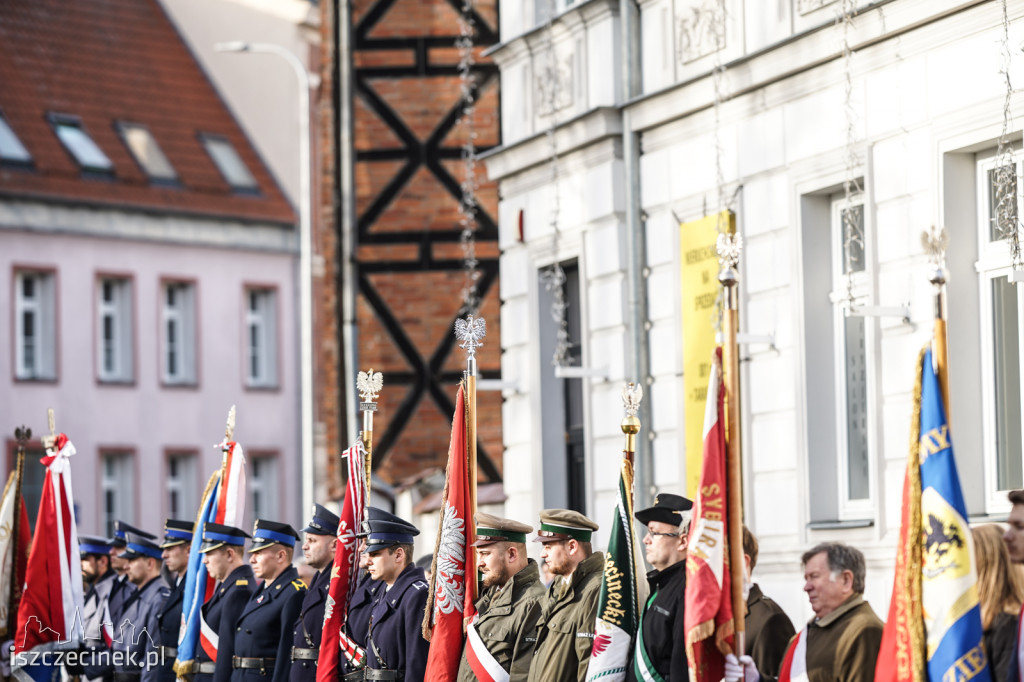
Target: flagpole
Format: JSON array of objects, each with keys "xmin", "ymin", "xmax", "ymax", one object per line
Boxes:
[
  {"xmin": 357, "ymin": 369, "xmax": 383, "ymax": 512},
  {"xmin": 924, "ymin": 227, "xmax": 950, "ymax": 418},
  {"xmin": 621, "ymin": 382, "xmax": 642, "ymax": 607},
  {"xmin": 455, "ymin": 314, "xmax": 485, "ymax": 603},
  {"xmin": 10, "ymin": 425, "xmax": 30, "ymax": 626},
  {"xmin": 717, "ymin": 225, "xmax": 745, "ymax": 656}
]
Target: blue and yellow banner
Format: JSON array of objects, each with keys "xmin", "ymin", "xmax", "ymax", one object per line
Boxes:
[{"xmin": 919, "ymin": 347, "xmax": 990, "ymax": 682}]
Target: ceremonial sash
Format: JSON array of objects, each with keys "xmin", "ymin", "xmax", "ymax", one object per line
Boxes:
[
  {"xmin": 199, "ymin": 611, "xmax": 219, "ymax": 660},
  {"xmin": 465, "ymin": 614, "xmax": 509, "ymax": 682},
  {"xmin": 632, "ymin": 593, "xmax": 664, "ymax": 682},
  {"xmin": 778, "ymin": 627, "xmax": 808, "ymax": 682},
  {"xmin": 338, "ymin": 629, "xmax": 365, "ymax": 669}
]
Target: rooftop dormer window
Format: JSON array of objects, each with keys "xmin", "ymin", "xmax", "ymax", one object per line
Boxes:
[
  {"xmin": 117, "ymin": 122, "xmax": 177, "ymax": 182},
  {"xmin": 0, "ymin": 110, "xmax": 32, "ymax": 165},
  {"xmin": 49, "ymin": 113, "xmax": 113, "ymax": 173},
  {"xmin": 200, "ymin": 133, "xmax": 259, "ymax": 192}
]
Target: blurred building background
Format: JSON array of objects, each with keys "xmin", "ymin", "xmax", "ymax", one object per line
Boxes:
[{"xmin": 0, "ymin": 0, "xmax": 304, "ymax": 537}]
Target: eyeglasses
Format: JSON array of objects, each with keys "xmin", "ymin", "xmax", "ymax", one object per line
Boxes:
[{"xmin": 645, "ymin": 530, "xmax": 681, "ymax": 539}]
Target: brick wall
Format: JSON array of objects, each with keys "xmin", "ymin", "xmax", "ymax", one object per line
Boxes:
[{"xmin": 318, "ymin": 0, "xmax": 502, "ymax": 492}]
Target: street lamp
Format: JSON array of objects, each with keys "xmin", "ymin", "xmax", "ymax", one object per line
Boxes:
[{"xmin": 215, "ymin": 41, "xmax": 314, "ymax": 519}]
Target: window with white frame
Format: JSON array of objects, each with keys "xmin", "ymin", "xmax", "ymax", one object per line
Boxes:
[
  {"xmin": 800, "ymin": 187, "xmax": 875, "ymax": 524},
  {"xmin": 14, "ymin": 270, "xmax": 57, "ymax": 381},
  {"xmin": 829, "ymin": 195, "xmax": 873, "ymax": 516},
  {"xmin": 98, "ymin": 277, "xmax": 133, "ymax": 383},
  {"xmin": 977, "ymin": 152, "xmax": 1024, "ymax": 506},
  {"xmin": 246, "ymin": 289, "xmax": 278, "ymax": 388},
  {"xmin": 249, "ymin": 454, "xmax": 277, "ymax": 523},
  {"xmin": 162, "ymin": 281, "xmax": 197, "ymax": 385},
  {"xmin": 101, "ymin": 451, "xmax": 134, "ymax": 538},
  {"xmin": 167, "ymin": 452, "xmax": 197, "ymax": 520}
]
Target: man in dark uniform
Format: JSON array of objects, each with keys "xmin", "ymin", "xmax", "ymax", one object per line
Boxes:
[
  {"xmin": 231, "ymin": 520, "xmax": 306, "ymax": 682},
  {"xmin": 116, "ymin": 534, "xmax": 170, "ymax": 682},
  {"xmin": 363, "ymin": 514, "xmax": 429, "ymax": 681},
  {"xmin": 627, "ymin": 493, "xmax": 692, "ymax": 682},
  {"xmin": 196, "ymin": 523, "xmax": 254, "ymax": 682},
  {"xmin": 339, "ymin": 508, "xmax": 396, "ymax": 678},
  {"xmin": 79, "ymin": 535, "xmax": 117, "ymax": 682},
  {"xmin": 110, "ymin": 522, "xmax": 157, "ymax": 624},
  {"xmin": 289, "ymin": 505, "xmax": 339, "ymax": 682},
  {"xmin": 155, "ymin": 520, "xmax": 193, "ymax": 682}
]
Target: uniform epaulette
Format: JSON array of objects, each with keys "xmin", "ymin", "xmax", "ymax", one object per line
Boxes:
[
  {"xmin": 291, "ymin": 579, "xmax": 305, "ymax": 591},
  {"xmin": 236, "ymin": 579, "xmax": 249, "ymax": 586}
]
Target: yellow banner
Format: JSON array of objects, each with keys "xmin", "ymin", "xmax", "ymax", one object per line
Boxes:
[{"xmin": 680, "ymin": 211, "xmax": 733, "ymax": 497}]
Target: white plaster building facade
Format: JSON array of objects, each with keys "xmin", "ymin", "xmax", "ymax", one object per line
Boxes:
[{"xmin": 485, "ymin": 0, "xmax": 1024, "ymax": 625}]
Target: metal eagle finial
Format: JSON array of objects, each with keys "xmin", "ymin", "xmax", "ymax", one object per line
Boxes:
[
  {"xmin": 224, "ymin": 405, "xmax": 236, "ymax": 441},
  {"xmin": 622, "ymin": 382, "xmax": 643, "ymax": 418},
  {"xmin": 716, "ymin": 232, "xmax": 743, "ymax": 271},
  {"xmin": 455, "ymin": 315, "xmax": 486, "ymax": 358},
  {"xmin": 358, "ymin": 369, "xmax": 384, "ymax": 405},
  {"xmin": 922, "ymin": 226, "xmax": 949, "ymax": 287}
]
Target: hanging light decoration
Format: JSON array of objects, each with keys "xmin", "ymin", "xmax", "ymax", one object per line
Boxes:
[{"xmin": 457, "ymin": 0, "xmax": 482, "ymax": 313}]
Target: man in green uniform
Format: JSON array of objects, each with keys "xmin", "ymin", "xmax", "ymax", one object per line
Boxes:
[
  {"xmin": 457, "ymin": 513, "xmax": 546, "ymax": 682},
  {"xmin": 726, "ymin": 541, "xmax": 883, "ymax": 682},
  {"xmin": 526, "ymin": 509, "xmax": 603, "ymax": 682}
]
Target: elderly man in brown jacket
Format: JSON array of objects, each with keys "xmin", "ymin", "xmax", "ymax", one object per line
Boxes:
[
  {"xmin": 726, "ymin": 541, "xmax": 883, "ymax": 682},
  {"xmin": 457, "ymin": 513, "xmax": 546, "ymax": 682},
  {"xmin": 526, "ymin": 509, "xmax": 604, "ymax": 682}
]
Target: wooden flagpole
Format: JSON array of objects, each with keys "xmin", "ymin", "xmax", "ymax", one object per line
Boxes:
[
  {"xmin": 357, "ymin": 369, "xmax": 383, "ymax": 513},
  {"xmin": 455, "ymin": 315, "xmax": 486, "ymax": 603},
  {"xmin": 924, "ymin": 228, "xmax": 950, "ymax": 418},
  {"xmin": 717, "ymin": 219, "xmax": 746, "ymax": 655}
]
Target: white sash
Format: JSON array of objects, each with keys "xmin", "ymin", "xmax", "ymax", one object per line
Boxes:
[{"xmin": 465, "ymin": 615, "xmax": 510, "ymax": 682}]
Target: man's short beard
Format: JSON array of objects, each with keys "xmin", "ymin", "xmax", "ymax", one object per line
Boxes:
[{"xmin": 482, "ymin": 563, "xmax": 511, "ymax": 588}]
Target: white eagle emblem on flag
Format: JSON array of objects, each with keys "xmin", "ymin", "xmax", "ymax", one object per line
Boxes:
[{"xmin": 433, "ymin": 502, "xmax": 466, "ymax": 616}]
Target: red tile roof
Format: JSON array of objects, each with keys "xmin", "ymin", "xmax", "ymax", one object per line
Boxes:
[{"xmin": 0, "ymin": 0, "xmax": 296, "ymax": 226}]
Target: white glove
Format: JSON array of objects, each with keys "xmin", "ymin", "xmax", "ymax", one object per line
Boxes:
[{"xmin": 724, "ymin": 654, "xmax": 760, "ymax": 682}]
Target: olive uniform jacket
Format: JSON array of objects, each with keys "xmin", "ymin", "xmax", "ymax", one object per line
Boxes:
[
  {"xmin": 744, "ymin": 584, "xmax": 795, "ymax": 682},
  {"xmin": 791, "ymin": 594, "xmax": 883, "ymax": 682},
  {"xmin": 456, "ymin": 559, "xmax": 546, "ymax": 682},
  {"xmin": 526, "ymin": 551, "xmax": 605, "ymax": 682},
  {"xmin": 195, "ymin": 565, "xmax": 256, "ymax": 682}
]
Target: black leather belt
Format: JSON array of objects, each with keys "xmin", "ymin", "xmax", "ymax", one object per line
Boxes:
[
  {"xmin": 159, "ymin": 646, "xmax": 177, "ymax": 658},
  {"xmin": 193, "ymin": 661, "xmax": 216, "ymax": 674},
  {"xmin": 290, "ymin": 647, "xmax": 319, "ymax": 661},
  {"xmin": 113, "ymin": 673, "xmax": 141, "ymax": 682},
  {"xmin": 342, "ymin": 672, "xmax": 365, "ymax": 682},
  {"xmin": 363, "ymin": 670, "xmax": 402, "ymax": 681},
  {"xmin": 232, "ymin": 656, "xmax": 275, "ymax": 672}
]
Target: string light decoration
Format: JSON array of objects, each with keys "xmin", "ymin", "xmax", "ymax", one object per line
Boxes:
[
  {"xmin": 839, "ymin": 0, "xmax": 864, "ymax": 304},
  {"xmin": 992, "ymin": 0, "xmax": 1022, "ymax": 273},
  {"xmin": 457, "ymin": 0, "xmax": 482, "ymax": 313},
  {"xmin": 537, "ymin": 0, "xmax": 572, "ymax": 367}
]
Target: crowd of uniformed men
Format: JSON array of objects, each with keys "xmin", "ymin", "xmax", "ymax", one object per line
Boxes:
[{"xmin": 74, "ymin": 487, "xmax": 1024, "ymax": 682}]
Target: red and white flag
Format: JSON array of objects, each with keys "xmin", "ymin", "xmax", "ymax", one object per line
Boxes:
[
  {"xmin": 684, "ymin": 349, "xmax": 734, "ymax": 682},
  {"xmin": 422, "ymin": 384, "xmax": 477, "ymax": 681},
  {"xmin": 13, "ymin": 434, "xmax": 85, "ymax": 682},
  {"xmin": 317, "ymin": 442, "xmax": 368, "ymax": 682},
  {"xmin": 778, "ymin": 627, "xmax": 808, "ymax": 682}
]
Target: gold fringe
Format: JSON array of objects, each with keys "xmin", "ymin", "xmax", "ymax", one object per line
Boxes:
[
  {"xmin": 685, "ymin": 618, "xmax": 716, "ymax": 666},
  {"xmin": 0, "ymin": 471, "xmax": 15, "ymax": 638},
  {"xmin": 904, "ymin": 346, "xmax": 926, "ymax": 682}
]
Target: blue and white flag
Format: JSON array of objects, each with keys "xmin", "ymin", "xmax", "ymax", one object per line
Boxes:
[{"xmin": 919, "ymin": 347, "xmax": 990, "ymax": 682}]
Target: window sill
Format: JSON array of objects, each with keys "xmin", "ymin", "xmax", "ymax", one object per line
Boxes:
[
  {"xmin": 806, "ymin": 519, "xmax": 874, "ymax": 531},
  {"xmin": 161, "ymin": 380, "xmax": 200, "ymax": 390},
  {"xmin": 14, "ymin": 375, "xmax": 58, "ymax": 384},
  {"xmin": 244, "ymin": 383, "xmax": 281, "ymax": 393},
  {"xmin": 98, "ymin": 378, "xmax": 135, "ymax": 387}
]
